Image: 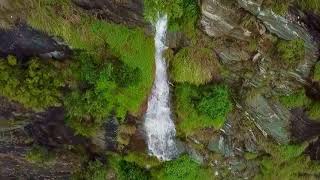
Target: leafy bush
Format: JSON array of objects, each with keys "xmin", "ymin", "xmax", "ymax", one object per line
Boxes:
[
  {"xmin": 144, "ymin": 0, "xmax": 199, "ymax": 32},
  {"xmin": 174, "ymin": 84, "xmax": 232, "ymax": 135},
  {"xmin": 65, "ymin": 53, "xmax": 141, "ymax": 136},
  {"xmin": 0, "ymin": 57, "xmax": 64, "ymax": 110},
  {"xmin": 157, "ymin": 155, "xmax": 213, "ymax": 180},
  {"xmin": 170, "ymin": 47, "xmax": 219, "ymax": 85},
  {"xmin": 72, "ymin": 160, "xmax": 108, "ymax": 180},
  {"xmin": 118, "ymin": 160, "xmax": 152, "ymax": 180},
  {"xmin": 277, "ymin": 39, "xmax": 305, "ymax": 65},
  {"xmin": 196, "ymin": 85, "xmax": 233, "ymax": 121}
]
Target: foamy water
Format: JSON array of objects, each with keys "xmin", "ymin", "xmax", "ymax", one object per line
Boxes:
[{"xmin": 144, "ymin": 15, "xmax": 178, "ymax": 160}]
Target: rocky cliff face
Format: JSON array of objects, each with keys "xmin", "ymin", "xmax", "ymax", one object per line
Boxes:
[{"xmin": 73, "ymin": 0, "xmax": 148, "ymax": 28}]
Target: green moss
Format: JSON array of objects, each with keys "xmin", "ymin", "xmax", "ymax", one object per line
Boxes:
[
  {"xmin": 263, "ymin": 0, "xmax": 291, "ymax": 15},
  {"xmin": 297, "ymin": 0, "xmax": 320, "ymax": 14},
  {"xmin": 72, "ymin": 160, "xmax": 108, "ymax": 180},
  {"xmin": 307, "ymin": 102, "xmax": 320, "ymax": 120},
  {"xmin": 255, "ymin": 141, "xmax": 320, "ymax": 179},
  {"xmin": 279, "ymin": 90, "xmax": 310, "ymax": 109},
  {"xmin": 174, "ymin": 84, "xmax": 232, "ymax": 135},
  {"xmin": 25, "ymin": 146, "xmax": 55, "ymax": 165},
  {"xmin": 123, "ymin": 152, "xmax": 161, "ymax": 169},
  {"xmin": 277, "ymin": 39, "xmax": 305, "ymax": 65},
  {"xmin": 156, "ymin": 155, "xmax": 214, "ymax": 180},
  {"xmin": 313, "ymin": 63, "xmax": 320, "ymax": 81},
  {"xmin": 170, "ymin": 47, "xmax": 219, "ymax": 85}
]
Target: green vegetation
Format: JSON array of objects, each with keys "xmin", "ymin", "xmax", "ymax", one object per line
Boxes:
[
  {"xmin": 123, "ymin": 152, "xmax": 161, "ymax": 168},
  {"xmin": 27, "ymin": 0, "xmax": 154, "ymax": 116},
  {"xmin": 174, "ymin": 84, "xmax": 232, "ymax": 135},
  {"xmin": 170, "ymin": 47, "xmax": 219, "ymax": 85},
  {"xmin": 314, "ymin": 63, "xmax": 320, "ymax": 81},
  {"xmin": 297, "ymin": 0, "xmax": 320, "ymax": 14},
  {"xmin": 156, "ymin": 155, "xmax": 213, "ymax": 180},
  {"xmin": 144, "ymin": 0, "xmax": 199, "ymax": 32},
  {"xmin": 277, "ymin": 38, "xmax": 305, "ymax": 65},
  {"xmin": 255, "ymin": 142, "xmax": 320, "ymax": 179},
  {"xmin": 0, "ymin": 57, "xmax": 64, "ymax": 110},
  {"xmin": 72, "ymin": 160, "xmax": 108, "ymax": 180},
  {"xmin": 279, "ymin": 90, "xmax": 320, "ymax": 120},
  {"xmin": 26, "ymin": 146, "xmax": 55, "ymax": 165},
  {"xmin": 279, "ymin": 90, "xmax": 310, "ymax": 108},
  {"xmin": 64, "ymin": 53, "xmax": 141, "ymax": 136},
  {"xmin": 263, "ymin": 0, "xmax": 291, "ymax": 15},
  {"xmin": 117, "ymin": 160, "xmax": 152, "ymax": 180}
]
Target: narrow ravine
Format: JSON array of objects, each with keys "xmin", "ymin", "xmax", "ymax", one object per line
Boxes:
[{"xmin": 144, "ymin": 15, "xmax": 178, "ymax": 160}]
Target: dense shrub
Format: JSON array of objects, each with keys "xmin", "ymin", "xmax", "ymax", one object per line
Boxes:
[
  {"xmin": 118, "ymin": 160, "xmax": 152, "ymax": 180},
  {"xmin": 157, "ymin": 155, "xmax": 213, "ymax": 180},
  {"xmin": 144, "ymin": 0, "xmax": 199, "ymax": 31},
  {"xmin": 0, "ymin": 57, "xmax": 64, "ymax": 110},
  {"xmin": 170, "ymin": 47, "xmax": 219, "ymax": 85},
  {"xmin": 174, "ymin": 84, "xmax": 232, "ymax": 135},
  {"xmin": 65, "ymin": 53, "xmax": 141, "ymax": 136}
]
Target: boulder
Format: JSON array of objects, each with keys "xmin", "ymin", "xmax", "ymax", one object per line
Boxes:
[
  {"xmin": 0, "ymin": 24, "xmax": 71, "ymax": 62},
  {"xmin": 201, "ymin": 0, "xmax": 251, "ymax": 40},
  {"xmin": 245, "ymin": 93, "xmax": 291, "ymax": 144}
]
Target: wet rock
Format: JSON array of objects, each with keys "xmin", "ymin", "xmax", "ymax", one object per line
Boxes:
[
  {"xmin": 215, "ymin": 47, "xmax": 250, "ymax": 64},
  {"xmin": 91, "ymin": 117, "xmax": 119, "ymax": 152},
  {"xmin": 245, "ymin": 93, "xmax": 291, "ymax": 144},
  {"xmin": 25, "ymin": 107, "xmax": 87, "ymax": 148},
  {"xmin": 72, "ymin": 0, "xmax": 148, "ymax": 28},
  {"xmin": 238, "ymin": 0, "xmax": 319, "ymax": 78},
  {"xmin": 306, "ymin": 137, "xmax": 320, "ymax": 160},
  {"xmin": 290, "ymin": 108, "xmax": 320, "ymax": 142},
  {"xmin": 0, "ymin": 24, "xmax": 71, "ymax": 62},
  {"xmin": 201, "ymin": 0, "xmax": 251, "ymax": 40}
]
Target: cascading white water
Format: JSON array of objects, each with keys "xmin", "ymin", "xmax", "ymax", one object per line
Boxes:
[{"xmin": 144, "ymin": 15, "xmax": 178, "ymax": 160}]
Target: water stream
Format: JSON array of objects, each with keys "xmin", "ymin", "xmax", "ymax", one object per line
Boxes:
[{"xmin": 144, "ymin": 15, "xmax": 178, "ymax": 160}]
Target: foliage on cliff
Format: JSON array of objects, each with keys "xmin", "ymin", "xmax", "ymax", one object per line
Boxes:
[
  {"xmin": 0, "ymin": 56, "xmax": 64, "ymax": 110},
  {"xmin": 144, "ymin": 0, "xmax": 199, "ymax": 31},
  {"xmin": 174, "ymin": 84, "xmax": 232, "ymax": 135}
]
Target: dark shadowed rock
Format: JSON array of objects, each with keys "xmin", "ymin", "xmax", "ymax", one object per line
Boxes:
[
  {"xmin": 25, "ymin": 107, "xmax": 87, "ymax": 148},
  {"xmin": 0, "ymin": 23, "xmax": 71, "ymax": 62},
  {"xmin": 306, "ymin": 138, "xmax": 320, "ymax": 160},
  {"xmin": 72, "ymin": 0, "xmax": 148, "ymax": 28},
  {"xmin": 305, "ymin": 80, "xmax": 320, "ymax": 101},
  {"xmin": 290, "ymin": 108, "xmax": 320, "ymax": 142}
]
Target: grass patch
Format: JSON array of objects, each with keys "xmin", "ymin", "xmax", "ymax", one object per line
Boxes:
[
  {"xmin": 72, "ymin": 160, "xmax": 108, "ymax": 180},
  {"xmin": 174, "ymin": 84, "xmax": 232, "ymax": 135},
  {"xmin": 313, "ymin": 63, "xmax": 320, "ymax": 81},
  {"xmin": 25, "ymin": 146, "xmax": 56, "ymax": 166},
  {"xmin": 170, "ymin": 47, "xmax": 220, "ymax": 85},
  {"xmin": 26, "ymin": 0, "xmax": 154, "ymax": 116}
]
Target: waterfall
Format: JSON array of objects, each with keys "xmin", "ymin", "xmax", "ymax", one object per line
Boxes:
[{"xmin": 144, "ymin": 15, "xmax": 178, "ymax": 160}]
